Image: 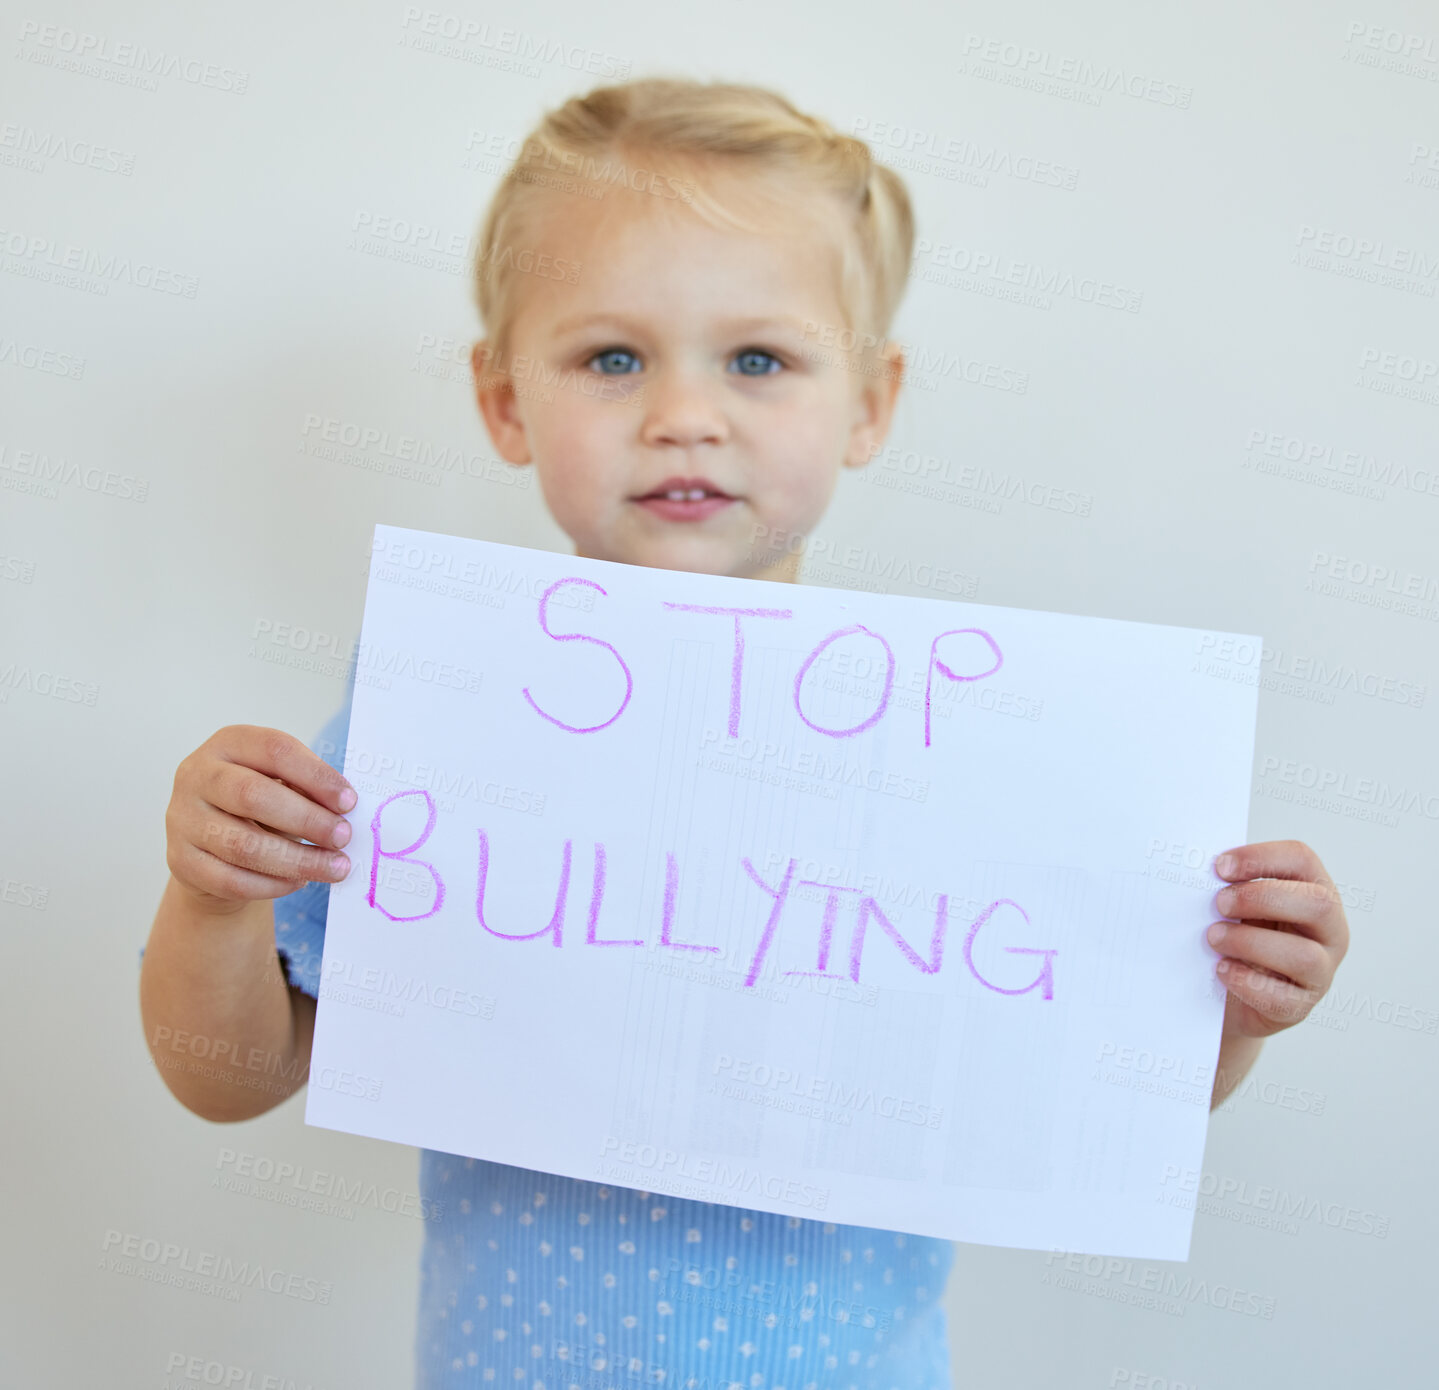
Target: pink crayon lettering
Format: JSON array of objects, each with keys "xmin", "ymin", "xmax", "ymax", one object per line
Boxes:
[
  {"xmin": 587, "ymin": 841, "xmax": 642, "ymax": 946},
  {"xmin": 843, "ymin": 892, "xmax": 1054, "ymax": 997},
  {"xmin": 368, "ymin": 790, "xmax": 444, "ymax": 921},
  {"xmin": 924, "ymin": 629, "xmax": 1003, "ymax": 747},
  {"xmin": 661, "ymin": 603, "xmax": 793, "ymax": 737},
  {"xmin": 523, "ymin": 577, "xmax": 633, "ymax": 733},
  {"xmin": 784, "ymin": 881, "xmax": 860, "ymax": 980},
  {"xmin": 962, "ymin": 898, "xmax": 1056, "ymax": 999},
  {"xmin": 362, "ymin": 806, "xmax": 1053, "ymax": 996},
  {"xmin": 659, "ymin": 850, "xmax": 720, "ymax": 952},
  {"xmin": 847, "ymin": 892, "xmax": 950, "ymax": 981},
  {"xmin": 475, "ymin": 829, "xmax": 570, "ymax": 944},
  {"xmin": 794, "ymin": 625, "xmax": 896, "ymax": 737},
  {"xmin": 740, "ymin": 855, "xmax": 798, "ymax": 986}
]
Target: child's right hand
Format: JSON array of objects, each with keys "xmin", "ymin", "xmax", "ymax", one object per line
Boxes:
[{"xmin": 165, "ymin": 725, "xmax": 357, "ymax": 914}]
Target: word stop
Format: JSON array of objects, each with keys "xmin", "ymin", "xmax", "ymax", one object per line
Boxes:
[{"xmin": 520, "ymin": 577, "xmax": 1005, "ymax": 747}]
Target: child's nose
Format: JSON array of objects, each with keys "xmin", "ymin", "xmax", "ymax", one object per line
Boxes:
[{"xmin": 638, "ymin": 371, "xmax": 729, "ymax": 449}]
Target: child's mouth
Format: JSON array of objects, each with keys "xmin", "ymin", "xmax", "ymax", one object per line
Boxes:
[{"xmin": 632, "ymin": 475, "xmax": 738, "ymax": 522}]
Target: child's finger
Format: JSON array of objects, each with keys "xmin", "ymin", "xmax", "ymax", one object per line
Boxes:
[
  {"xmin": 202, "ymin": 758, "xmax": 353, "ymax": 852},
  {"xmin": 1215, "ymin": 958, "xmax": 1315, "ymax": 1028},
  {"xmin": 188, "ymin": 800, "xmax": 351, "ymax": 884},
  {"xmin": 170, "ymin": 836, "xmax": 318, "ymax": 904},
  {"xmin": 211, "ymin": 723, "xmax": 356, "ymax": 817},
  {"xmin": 1214, "ymin": 877, "xmax": 1345, "ymax": 945},
  {"xmin": 264, "ymin": 811, "xmax": 313, "ymax": 849},
  {"xmin": 1215, "ymin": 839, "xmax": 1332, "ymax": 886},
  {"xmin": 1206, "ymin": 921, "xmax": 1332, "ymax": 992}
]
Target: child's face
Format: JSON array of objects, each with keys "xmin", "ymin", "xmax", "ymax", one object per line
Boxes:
[{"xmin": 472, "ymin": 172, "xmax": 902, "ymax": 582}]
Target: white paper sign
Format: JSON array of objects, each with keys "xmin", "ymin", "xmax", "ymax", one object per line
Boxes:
[{"xmin": 305, "ymin": 523, "xmax": 1259, "ymax": 1259}]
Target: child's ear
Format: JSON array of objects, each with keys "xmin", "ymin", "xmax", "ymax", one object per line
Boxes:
[
  {"xmin": 842, "ymin": 343, "xmax": 905, "ymax": 469},
  {"xmin": 471, "ymin": 340, "xmax": 533, "ymax": 465}
]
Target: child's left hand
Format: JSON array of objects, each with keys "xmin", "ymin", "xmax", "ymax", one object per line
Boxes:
[{"xmin": 1208, "ymin": 839, "xmax": 1350, "ymax": 1039}]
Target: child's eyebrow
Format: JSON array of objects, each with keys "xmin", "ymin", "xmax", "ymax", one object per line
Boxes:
[{"xmin": 548, "ymin": 312, "xmax": 811, "ymax": 338}]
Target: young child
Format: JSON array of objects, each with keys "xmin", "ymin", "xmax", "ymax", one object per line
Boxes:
[{"xmin": 140, "ymin": 77, "xmax": 1350, "ymax": 1390}]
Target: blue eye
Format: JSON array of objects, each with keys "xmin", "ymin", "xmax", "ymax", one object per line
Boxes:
[
  {"xmin": 588, "ymin": 348, "xmax": 642, "ymax": 374},
  {"xmin": 731, "ymin": 349, "xmax": 782, "ymax": 376}
]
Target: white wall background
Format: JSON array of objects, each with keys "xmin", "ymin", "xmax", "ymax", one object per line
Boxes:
[{"xmin": 3, "ymin": 1, "xmax": 1436, "ymax": 1385}]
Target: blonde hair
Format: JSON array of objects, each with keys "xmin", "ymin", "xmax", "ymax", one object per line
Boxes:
[{"xmin": 472, "ymin": 76, "xmax": 915, "ymax": 367}]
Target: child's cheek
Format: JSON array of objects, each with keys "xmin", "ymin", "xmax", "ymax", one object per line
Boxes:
[{"xmin": 537, "ymin": 440, "xmax": 622, "ymax": 538}]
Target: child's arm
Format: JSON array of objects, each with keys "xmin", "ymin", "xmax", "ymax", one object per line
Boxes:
[
  {"xmin": 139, "ymin": 725, "xmax": 354, "ymax": 1122},
  {"xmin": 1204, "ymin": 839, "xmax": 1350, "ymax": 1109}
]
